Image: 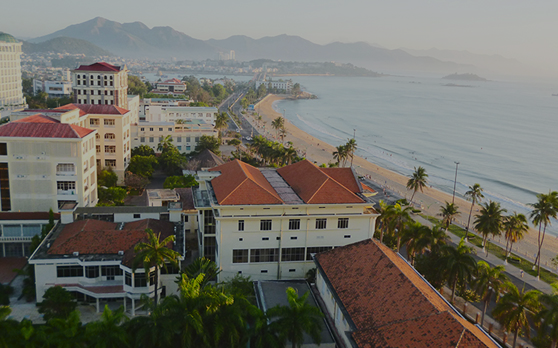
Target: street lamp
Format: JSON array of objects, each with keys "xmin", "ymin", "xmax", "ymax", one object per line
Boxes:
[{"xmin": 452, "ymin": 161, "xmax": 460, "ymax": 204}]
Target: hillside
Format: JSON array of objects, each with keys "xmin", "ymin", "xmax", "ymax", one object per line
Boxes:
[
  {"xmin": 442, "ymin": 73, "xmax": 487, "ymax": 81},
  {"xmin": 30, "ymin": 17, "xmax": 471, "ymax": 73},
  {"xmin": 22, "ymin": 37, "xmax": 112, "ymax": 56}
]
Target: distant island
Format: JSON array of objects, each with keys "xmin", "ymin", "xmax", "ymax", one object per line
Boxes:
[{"xmin": 442, "ymin": 73, "xmax": 487, "ymax": 81}]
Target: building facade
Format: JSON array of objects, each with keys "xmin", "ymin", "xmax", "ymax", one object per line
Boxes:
[
  {"xmin": 0, "ymin": 114, "xmax": 98, "ymax": 212},
  {"xmin": 72, "ymin": 62, "xmax": 129, "ymax": 109},
  {"xmin": 0, "ymin": 212, "xmax": 59, "ymax": 258},
  {"xmin": 256, "ymin": 79, "xmax": 293, "ymax": 92},
  {"xmin": 193, "ymin": 159, "xmax": 378, "ymax": 281},
  {"xmin": 140, "ymin": 99, "xmax": 217, "ymax": 124},
  {"xmin": 132, "ymin": 121, "xmax": 218, "ymax": 154},
  {"xmin": 0, "ymin": 32, "xmax": 26, "ymax": 118},
  {"xmin": 33, "ymin": 79, "xmax": 72, "ymax": 98}
]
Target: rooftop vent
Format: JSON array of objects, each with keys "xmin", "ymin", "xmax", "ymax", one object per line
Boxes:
[
  {"xmin": 118, "ymin": 250, "xmax": 124, "ymax": 256},
  {"xmin": 73, "ymin": 251, "xmax": 79, "ymax": 256},
  {"xmin": 117, "ymin": 223, "xmax": 125, "ymax": 230}
]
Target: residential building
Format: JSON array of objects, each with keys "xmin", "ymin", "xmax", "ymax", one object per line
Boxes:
[
  {"xmin": 0, "ymin": 32, "xmax": 26, "ymax": 118},
  {"xmin": 314, "ymin": 239, "xmax": 500, "ymax": 348},
  {"xmin": 0, "ymin": 212, "xmax": 59, "ymax": 258},
  {"xmin": 0, "ymin": 114, "xmax": 98, "ymax": 212},
  {"xmin": 140, "ymin": 99, "xmax": 217, "ymax": 124},
  {"xmin": 151, "ymin": 78, "xmax": 186, "ymax": 96},
  {"xmin": 33, "ymin": 79, "xmax": 72, "ymax": 98},
  {"xmin": 256, "ymin": 79, "xmax": 293, "ymax": 92},
  {"xmin": 72, "ymin": 62, "xmax": 129, "ymax": 109},
  {"xmin": 193, "ymin": 159, "xmax": 379, "ymax": 281},
  {"xmin": 29, "ymin": 205, "xmax": 185, "ymax": 315},
  {"xmin": 131, "ymin": 121, "xmax": 218, "ymax": 154}
]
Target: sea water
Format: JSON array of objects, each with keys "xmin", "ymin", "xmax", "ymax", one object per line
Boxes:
[{"xmin": 274, "ymin": 74, "xmax": 558, "ymax": 234}]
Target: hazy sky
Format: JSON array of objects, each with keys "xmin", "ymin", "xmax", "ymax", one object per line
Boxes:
[{"xmin": 2, "ymin": 0, "xmax": 558, "ymax": 69}]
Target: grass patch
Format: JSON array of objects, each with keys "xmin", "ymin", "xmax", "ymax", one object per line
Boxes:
[{"xmin": 418, "ymin": 214, "xmax": 558, "ymax": 285}]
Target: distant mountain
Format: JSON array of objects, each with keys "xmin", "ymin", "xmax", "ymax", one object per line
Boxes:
[
  {"xmin": 400, "ymin": 47, "xmax": 528, "ymax": 76},
  {"xmin": 22, "ymin": 37, "xmax": 112, "ymax": 56},
  {"xmin": 30, "ymin": 17, "xmax": 472, "ymax": 73},
  {"xmin": 442, "ymin": 73, "xmax": 487, "ymax": 81}
]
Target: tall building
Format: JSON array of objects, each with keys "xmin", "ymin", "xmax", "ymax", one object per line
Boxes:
[
  {"xmin": 72, "ymin": 62, "xmax": 129, "ymax": 109},
  {"xmin": 0, "ymin": 32, "xmax": 26, "ymax": 118}
]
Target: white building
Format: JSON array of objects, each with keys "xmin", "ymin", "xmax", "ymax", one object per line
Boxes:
[
  {"xmin": 0, "ymin": 32, "xmax": 26, "ymax": 118},
  {"xmin": 0, "ymin": 212, "xmax": 59, "ymax": 258},
  {"xmin": 193, "ymin": 159, "xmax": 379, "ymax": 281},
  {"xmin": 151, "ymin": 78, "xmax": 186, "ymax": 96},
  {"xmin": 29, "ymin": 205, "xmax": 185, "ymax": 315},
  {"xmin": 72, "ymin": 62, "xmax": 129, "ymax": 109},
  {"xmin": 33, "ymin": 80, "xmax": 72, "ymax": 98},
  {"xmin": 0, "ymin": 114, "xmax": 98, "ymax": 212},
  {"xmin": 140, "ymin": 99, "xmax": 217, "ymax": 124},
  {"xmin": 256, "ymin": 79, "xmax": 293, "ymax": 92}
]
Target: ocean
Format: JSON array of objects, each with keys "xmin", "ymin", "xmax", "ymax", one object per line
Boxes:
[{"xmin": 273, "ymin": 74, "xmax": 558, "ymax": 234}]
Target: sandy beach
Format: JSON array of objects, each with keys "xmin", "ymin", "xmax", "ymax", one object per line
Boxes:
[{"xmin": 250, "ymin": 94, "xmax": 558, "ymax": 273}]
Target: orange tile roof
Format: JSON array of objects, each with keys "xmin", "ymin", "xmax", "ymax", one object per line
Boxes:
[
  {"xmin": 277, "ymin": 160, "xmax": 365, "ymax": 204},
  {"xmin": 209, "ymin": 160, "xmax": 283, "ymax": 205},
  {"xmin": 315, "ymin": 239, "xmax": 498, "ymax": 348},
  {"xmin": 55, "ymin": 103, "xmax": 129, "ymax": 115},
  {"xmin": 14, "ymin": 114, "xmax": 59, "ymax": 123},
  {"xmin": 0, "ymin": 115, "xmax": 95, "ymax": 139},
  {"xmin": 74, "ymin": 62, "xmax": 122, "ymax": 72},
  {"xmin": 319, "ymin": 167, "xmax": 362, "ymax": 193}
]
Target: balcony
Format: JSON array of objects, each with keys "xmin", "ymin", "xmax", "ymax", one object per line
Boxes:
[
  {"xmin": 57, "ymin": 189, "xmax": 77, "ymax": 196},
  {"xmin": 56, "ymin": 171, "xmax": 76, "ymax": 177}
]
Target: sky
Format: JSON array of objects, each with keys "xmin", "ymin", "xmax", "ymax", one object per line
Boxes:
[{"xmin": 2, "ymin": 0, "xmax": 558, "ymax": 70}]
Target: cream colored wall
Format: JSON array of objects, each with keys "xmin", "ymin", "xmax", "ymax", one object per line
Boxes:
[
  {"xmin": 131, "ymin": 123, "xmax": 218, "ymax": 154},
  {"xmin": 0, "ymin": 41, "xmax": 25, "ymax": 108},
  {"xmin": 72, "ymin": 70, "xmax": 128, "ymax": 108}
]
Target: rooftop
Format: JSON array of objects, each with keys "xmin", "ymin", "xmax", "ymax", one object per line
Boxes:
[
  {"xmin": 74, "ymin": 62, "xmax": 123, "ymax": 72},
  {"xmin": 56, "ymin": 103, "xmax": 129, "ymax": 115},
  {"xmin": 0, "ymin": 32, "xmax": 18, "ymax": 44},
  {"xmin": 315, "ymin": 239, "xmax": 499, "ymax": 348},
  {"xmin": 189, "ymin": 149, "xmax": 225, "ymax": 170},
  {"xmin": 0, "ymin": 115, "xmax": 94, "ymax": 139}
]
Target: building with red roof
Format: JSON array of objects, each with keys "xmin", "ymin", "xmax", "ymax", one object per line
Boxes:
[
  {"xmin": 151, "ymin": 78, "xmax": 187, "ymax": 96},
  {"xmin": 314, "ymin": 239, "xmax": 500, "ymax": 348},
  {"xmin": 72, "ymin": 62, "xmax": 129, "ymax": 109},
  {"xmin": 0, "ymin": 114, "xmax": 98, "ymax": 212},
  {"xmin": 194, "ymin": 159, "xmax": 379, "ymax": 281}
]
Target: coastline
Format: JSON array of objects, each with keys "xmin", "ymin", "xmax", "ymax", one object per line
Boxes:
[{"xmin": 252, "ymin": 94, "xmax": 558, "ymax": 271}]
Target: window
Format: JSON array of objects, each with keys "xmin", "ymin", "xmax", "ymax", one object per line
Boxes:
[
  {"xmin": 105, "ymin": 159, "xmax": 116, "ymax": 167},
  {"xmin": 57, "ymin": 266, "xmax": 83, "ymax": 278},
  {"xmin": 0, "ymin": 163, "xmax": 10, "ymax": 211},
  {"xmin": 104, "ymin": 119, "xmax": 115, "ymax": 126},
  {"xmin": 161, "ymin": 263, "xmax": 179, "ymax": 274},
  {"xmin": 288, "ymin": 219, "xmax": 300, "ymax": 230},
  {"xmin": 204, "ymin": 236, "xmax": 216, "ymax": 262},
  {"xmin": 194, "ymin": 137, "xmax": 200, "ymax": 142},
  {"xmin": 90, "ymin": 118, "xmax": 99, "ymax": 126},
  {"xmin": 186, "ymin": 137, "xmax": 191, "ymax": 142},
  {"xmin": 159, "ymin": 128, "xmax": 163, "ymax": 131},
  {"xmin": 250, "ymin": 248, "xmax": 279, "ymax": 263},
  {"xmin": 344, "ymin": 235, "xmax": 351, "ymax": 238},
  {"xmin": 105, "ymin": 145, "xmax": 116, "ymax": 153},
  {"xmin": 104, "ymin": 133, "xmax": 115, "ymax": 140},
  {"xmin": 338, "ymin": 218, "xmax": 349, "ymax": 229},
  {"xmin": 85, "ymin": 266, "xmax": 99, "ymax": 278},
  {"xmin": 140, "ymin": 137, "xmax": 145, "ymax": 143},
  {"xmin": 232, "ymin": 249, "xmax": 249, "ymax": 263},
  {"xmin": 260, "ymin": 220, "xmax": 272, "ymax": 231},
  {"xmin": 316, "ymin": 218, "xmax": 327, "ymax": 229},
  {"xmin": 101, "ymin": 265, "xmax": 123, "ymax": 277},
  {"xmin": 140, "ymin": 128, "xmax": 145, "ymax": 131},
  {"xmin": 96, "ymin": 145, "xmax": 101, "ymax": 153},
  {"xmin": 57, "ymin": 181, "xmax": 76, "ymax": 191},
  {"xmin": 290, "ymin": 236, "xmax": 298, "ymax": 240},
  {"xmin": 56, "ymin": 163, "xmax": 75, "ymax": 174},
  {"xmin": 149, "ymin": 128, "xmax": 154, "ymax": 131},
  {"xmin": 238, "ymin": 220, "xmax": 244, "ymax": 231},
  {"xmin": 149, "ymin": 137, "xmax": 154, "ymax": 143},
  {"xmin": 168, "ymin": 128, "xmax": 172, "ymax": 131},
  {"xmin": 134, "ymin": 273, "xmax": 147, "ymax": 287},
  {"xmin": 134, "ymin": 214, "xmax": 141, "ymax": 218},
  {"xmin": 0, "ymin": 143, "xmax": 7, "ymax": 156},
  {"xmin": 125, "ymin": 272, "xmax": 132, "ymax": 286},
  {"xmin": 177, "ymin": 137, "xmax": 182, "ymax": 142},
  {"xmin": 281, "ymin": 247, "xmax": 305, "ymax": 262},
  {"xmin": 306, "ymin": 246, "xmax": 333, "ymax": 260},
  {"xmin": 186, "ymin": 146, "xmax": 191, "ymax": 151}
]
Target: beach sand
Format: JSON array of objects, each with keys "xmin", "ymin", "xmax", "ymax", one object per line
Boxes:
[{"xmin": 250, "ymin": 94, "xmax": 558, "ymax": 272}]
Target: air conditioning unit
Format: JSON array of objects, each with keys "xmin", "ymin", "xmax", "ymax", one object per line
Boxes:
[
  {"xmin": 73, "ymin": 251, "xmax": 79, "ymax": 256},
  {"xmin": 118, "ymin": 250, "xmax": 124, "ymax": 256}
]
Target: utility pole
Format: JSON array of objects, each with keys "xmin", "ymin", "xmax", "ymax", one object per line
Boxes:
[{"xmin": 452, "ymin": 162, "xmax": 460, "ymax": 204}]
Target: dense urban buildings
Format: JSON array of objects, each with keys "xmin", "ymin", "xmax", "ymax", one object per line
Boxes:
[{"xmin": 0, "ymin": 32, "xmax": 26, "ymax": 118}]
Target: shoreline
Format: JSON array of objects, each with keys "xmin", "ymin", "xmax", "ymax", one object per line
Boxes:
[{"xmin": 251, "ymin": 94, "xmax": 558, "ymax": 273}]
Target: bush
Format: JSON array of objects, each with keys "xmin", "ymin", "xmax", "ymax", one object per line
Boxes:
[
  {"xmin": 0, "ymin": 284, "xmax": 13, "ymax": 305},
  {"xmin": 37, "ymin": 286, "xmax": 77, "ymax": 321}
]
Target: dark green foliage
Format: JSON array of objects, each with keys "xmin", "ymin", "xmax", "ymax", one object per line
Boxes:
[
  {"xmin": 163, "ymin": 175, "xmax": 198, "ymax": 189},
  {"xmin": 128, "ymin": 75, "xmax": 147, "ymax": 96},
  {"xmin": 97, "ymin": 168, "xmax": 119, "ymax": 187},
  {"xmin": 0, "ymin": 284, "xmax": 13, "ymax": 305},
  {"xmin": 37, "ymin": 286, "xmax": 77, "ymax": 322},
  {"xmin": 131, "ymin": 145, "xmax": 155, "ymax": 157},
  {"xmin": 98, "ymin": 187, "xmax": 127, "ymax": 206},
  {"xmin": 195, "ymin": 135, "xmax": 220, "ymax": 155},
  {"xmin": 127, "ymin": 155, "xmax": 158, "ymax": 178}
]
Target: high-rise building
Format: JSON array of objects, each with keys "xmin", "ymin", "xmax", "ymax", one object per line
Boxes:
[
  {"xmin": 72, "ymin": 62, "xmax": 129, "ymax": 109},
  {"xmin": 0, "ymin": 32, "xmax": 26, "ymax": 118}
]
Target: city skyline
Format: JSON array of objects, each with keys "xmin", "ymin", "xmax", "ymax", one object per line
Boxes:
[{"xmin": 2, "ymin": 0, "xmax": 558, "ymax": 72}]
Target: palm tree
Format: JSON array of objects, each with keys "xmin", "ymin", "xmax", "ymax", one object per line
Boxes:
[
  {"xmin": 406, "ymin": 166, "xmax": 428, "ymax": 204},
  {"xmin": 474, "ymin": 200, "xmax": 507, "ymax": 251},
  {"xmin": 267, "ymin": 287, "xmax": 323, "ymax": 348},
  {"xmin": 157, "ymin": 135, "xmax": 173, "ymax": 152},
  {"xmin": 424, "ymin": 224, "xmax": 449, "ymax": 255},
  {"xmin": 332, "ymin": 145, "xmax": 347, "ymax": 167},
  {"xmin": 473, "ymin": 261, "xmax": 508, "ymax": 327},
  {"xmin": 401, "ymin": 221, "xmax": 430, "ymax": 265},
  {"xmin": 439, "ymin": 201, "xmax": 460, "ymax": 230},
  {"xmin": 376, "ymin": 200, "xmax": 393, "ymax": 244},
  {"xmin": 530, "ymin": 191, "xmax": 558, "ymax": 279},
  {"xmin": 271, "ymin": 117, "xmax": 285, "ymax": 139},
  {"xmin": 133, "ymin": 229, "xmax": 181, "ymax": 306},
  {"xmin": 440, "ymin": 239, "xmax": 477, "ymax": 304},
  {"xmin": 345, "ymin": 138, "xmax": 357, "ymax": 167},
  {"xmin": 85, "ymin": 305, "xmax": 129, "ymax": 348},
  {"xmin": 536, "ymin": 292, "xmax": 558, "ymax": 348},
  {"xmin": 492, "ymin": 282, "xmax": 541, "ymax": 348},
  {"xmin": 388, "ymin": 202, "xmax": 413, "ymax": 251},
  {"xmin": 282, "ymin": 146, "xmax": 298, "ymax": 166},
  {"xmin": 503, "ymin": 213, "xmax": 529, "ymax": 263},
  {"xmin": 279, "ymin": 127, "xmax": 287, "ymax": 144},
  {"xmin": 214, "ymin": 112, "xmax": 229, "ymax": 140},
  {"xmin": 464, "ymin": 183, "xmax": 484, "ymax": 241},
  {"xmin": 229, "ymin": 138, "xmax": 242, "ymax": 158},
  {"xmin": 183, "ymin": 257, "xmax": 221, "ymax": 289}
]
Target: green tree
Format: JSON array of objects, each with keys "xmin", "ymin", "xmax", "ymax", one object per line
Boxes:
[
  {"xmin": 536, "ymin": 292, "xmax": 558, "ymax": 348},
  {"xmin": 332, "ymin": 145, "xmax": 347, "ymax": 167},
  {"xmin": 401, "ymin": 221, "xmax": 431, "ymax": 265},
  {"xmin": 97, "ymin": 168, "xmax": 118, "ymax": 187},
  {"xmin": 530, "ymin": 191, "xmax": 558, "ymax": 279},
  {"xmin": 464, "ymin": 183, "xmax": 484, "ymax": 241},
  {"xmin": 291, "ymin": 83, "xmax": 301, "ymax": 95},
  {"xmin": 133, "ymin": 229, "xmax": 180, "ymax": 306},
  {"xmin": 473, "ymin": 261, "xmax": 508, "ymax": 326},
  {"xmin": 159, "ymin": 147, "xmax": 185, "ymax": 176},
  {"xmin": 127, "ymin": 75, "xmax": 147, "ymax": 96},
  {"xmin": 503, "ymin": 213, "xmax": 528, "ymax": 262},
  {"xmin": 240, "ymin": 97, "xmax": 249, "ymax": 109},
  {"xmin": 493, "ymin": 283, "xmax": 541, "ymax": 348},
  {"xmin": 271, "ymin": 117, "xmax": 285, "ymax": 140},
  {"xmin": 125, "ymin": 171, "xmax": 150, "ymax": 193},
  {"xmin": 195, "ymin": 135, "xmax": 220, "ymax": 155},
  {"xmin": 345, "ymin": 138, "xmax": 357, "ymax": 167},
  {"xmin": 85, "ymin": 305, "xmax": 129, "ymax": 348},
  {"xmin": 43, "ymin": 310, "xmax": 85, "ymax": 348},
  {"xmin": 267, "ymin": 287, "xmax": 323, "ymax": 348},
  {"xmin": 183, "ymin": 257, "xmax": 221, "ymax": 289},
  {"xmin": 214, "ymin": 112, "xmax": 229, "ymax": 140},
  {"xmin": 439, "ymin": 201, "xmax": 460, "ymax": 230},
  {"xmin": 157, "ymin": 135, "xmax": 174, "ymax": 153},
  {"xmin": 257, "ymin": 84, "xmax": 267, "ymax": 99},
  {"xmin": 406, "ymin": 166, "xmax": 428, "ymax": 203},
  {"xmin": 388, "ymin": 202, "xmax": 413, "ymax": 251},
  {"xmin": 229, "ymin": 138, "xmax": 242, "ymax": 157},
  {"xmin": 131, "ymin": 145, "xmax": 155, "ymax": 157},
  {"xmin": 163, "ymin": 175, "xmax": 198, "ymax": 189},
  {"xmin": 474, "ymin": 201, "xmax": 506, "ymax": 250},
  {"xmin": 37, "ymin": 286, "xmax": 77, "ymax": 321},
  {"xmin": 98, "ymin": 187, "xmax": 127, "ymax": 206},
  {"xmin": 439, "ymin": 239, "xmax": 477, "ymax": 304},
  {"xmin": 127, "ymin": 155, "xmax": 158, "ymax": 178}
]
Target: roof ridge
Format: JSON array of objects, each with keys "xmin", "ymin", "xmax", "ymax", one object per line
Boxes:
[
  {"xmin": 320, "ymin": 167, "xmax": 363, "ymax": 199},
  {"xmin": 306, "ymin": 177, "xmax": 329, "ymax": 203},
  {"xmin": 219, "ymin": 177, "xmax": 248, "ymax": 204},
  {"xmin": 455, "ymin": 327, "xmax": 467, "ymax": 348},
  {"xmin": 239, "ymin": 161, "xmax": 282, "ymax": 202}
]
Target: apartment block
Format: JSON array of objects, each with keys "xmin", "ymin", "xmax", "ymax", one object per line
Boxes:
[
  {"xmin": 72, "ymin": 62, "xmax": 129, "ymax": 109},
  {"xmin": 140, "ymin": 98, "xmax": 217, "ymax": 124},
  {"xmin": 132, "ymin": 121, "xmax": 218, "ymax": 154},
  {"xmin": 0, "ymin": 32, "xmax": 26, "ymax": 118}
]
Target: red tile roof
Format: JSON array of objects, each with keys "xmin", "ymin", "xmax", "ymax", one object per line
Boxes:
[
  {"xmin": 0, "ymin": 257, "xmax": 27, "ymax": 284},
  {"xmin": 319, "ymin": 167, "xmax": 362, "ymax": 193},
  {"xmin": 56, "ymin": 103, "xmax": 129, "ymax": 115},
  {"xmin": 160, "ymin": 78, "xmax": 184, "ymax": 85},
  {"xmin": 74, "ymin": 62, "xmax": 122, "ymax": 72},
  {"xmin": 277, "ymin": 160, "xmax": 365, "ymax": 204},
  {"xmin": 0, "ymin": 212, "xmax": 60, "ymax": 221},
  {"xmin": 0, "ymin": 115, "xmax": 95, "ymax": 139},
  {"xmin": 209, "ymin": 160, "xmax": 283, "ymax": 205},
  {"xmin": 315, "ymin": 239, "xmax": 498, "ymax": 348}
]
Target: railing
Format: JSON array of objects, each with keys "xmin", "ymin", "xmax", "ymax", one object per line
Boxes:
[
  {"xmin": 56, "ymin": 171, "xmax": 76, "ymax": 176},
  {"xmin": 57, "ymin": 189, "xmax": 77, "ymax": 195},
  {"xmin": 0, "ymin": 236, "xmax": 33, "ymax": 242}
]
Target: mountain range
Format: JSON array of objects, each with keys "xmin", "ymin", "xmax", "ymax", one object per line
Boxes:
[
  {"xmin": 28, "ymin": 17, "xmax": 529, "ymax": 75},
  {"xmin": 22, "ymin": 37, "xmax": 112, "ymax": 56}
]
